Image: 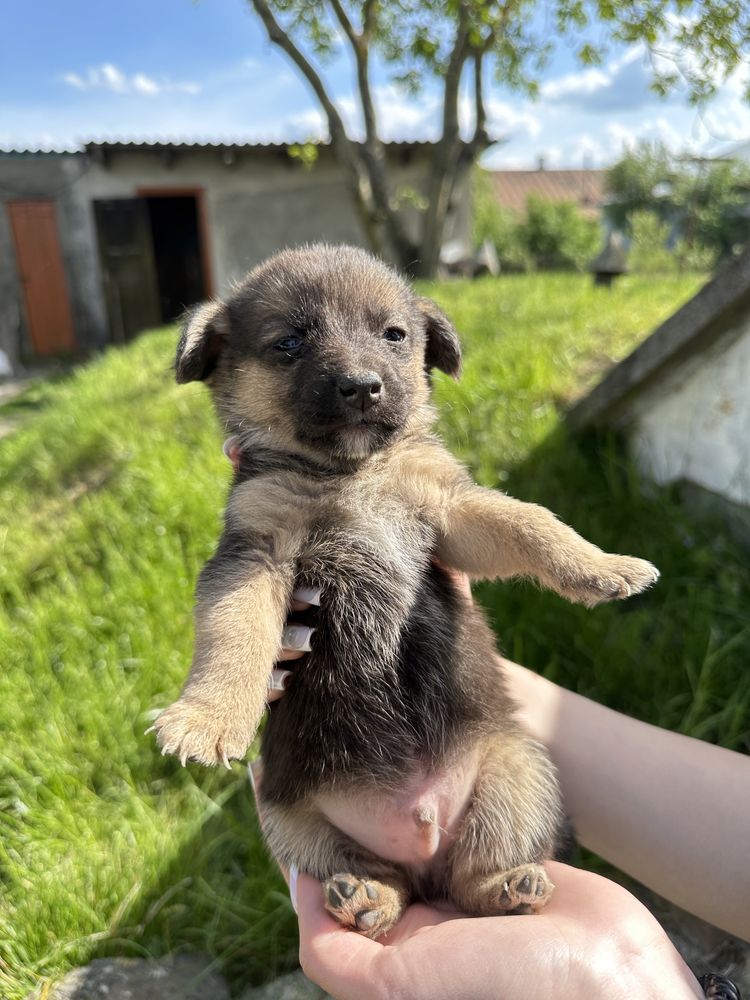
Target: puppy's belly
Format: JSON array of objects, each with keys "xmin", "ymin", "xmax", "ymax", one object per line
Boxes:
[{"xmin": 314, "ymin": 756, "xmax": 479, "ymax": 869}]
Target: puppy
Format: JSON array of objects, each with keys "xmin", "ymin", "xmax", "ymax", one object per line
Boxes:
[{"xmin": 152, "ymin": 244, "xmax": 658, "ymax": 936}]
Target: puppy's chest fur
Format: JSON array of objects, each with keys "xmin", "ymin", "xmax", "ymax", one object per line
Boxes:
[{"xmin": 231, "ymin": 448, "xmax": 504, "ymax": 806}]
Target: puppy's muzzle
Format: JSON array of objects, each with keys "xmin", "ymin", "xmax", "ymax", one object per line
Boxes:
[{"xmin": 336, "ymin": 372, "xmax": 382, "ymax": 412}]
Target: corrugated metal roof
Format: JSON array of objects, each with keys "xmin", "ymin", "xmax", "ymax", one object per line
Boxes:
[
  {"xmin": 0, "ymin": 137, "xmax": 441, "ymax": 155},
  {"xmin": 490, "ymin": 168, "xmax": 606, "ymax": 216}
]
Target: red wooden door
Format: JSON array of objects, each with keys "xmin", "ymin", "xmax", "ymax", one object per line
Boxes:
[{"xmin": 8, "ymin": 200, "xmax": 76, "ymax": 356}]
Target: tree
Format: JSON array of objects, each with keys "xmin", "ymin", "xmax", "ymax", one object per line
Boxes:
[
  {"xmin": 606, "ymin": 142, "xmax": 750, "ymax": 266},
  {"xmin": 248, "ymin": 0, "xmax": 750, "ymax": 277},
  {"xmin": 605, "ymin": 142, "xmax": 676, "ymax": 231}
]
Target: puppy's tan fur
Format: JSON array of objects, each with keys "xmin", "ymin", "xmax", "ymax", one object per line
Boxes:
[{"xmin": 152, "ymin": 244, "xmax": 658, "ymax": 935}]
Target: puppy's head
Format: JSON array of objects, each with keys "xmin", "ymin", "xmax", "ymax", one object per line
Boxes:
[{"xmin": 176, "ymin": 244, "xmax": 461, "ymax": 464}]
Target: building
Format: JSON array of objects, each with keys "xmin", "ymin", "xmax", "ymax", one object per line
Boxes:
[
  {"xmin": 490, "ymin": 166, "xmax": 606, "ymax": 219},
  {"xmin": 0, "ymin": 140, "xmax": 470, "ymax": 372},
  {"xmin": 568, "ymin": 250, "xmax": 750, "ymax": 526}
]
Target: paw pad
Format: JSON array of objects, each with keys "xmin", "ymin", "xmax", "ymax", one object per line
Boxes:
[{"xmin": 323, "ymin": 873, "xmax": 401, "ymax": 938}]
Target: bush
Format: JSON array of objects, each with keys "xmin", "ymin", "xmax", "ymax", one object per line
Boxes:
[
  {"xmin": 519, "ymin": 195, "xmax": 601, "ymax": 271},
  {"xmin": 472, "ymin": 171, "xmax": 602, "ymax": 272},
  {"xmin": 472, "ymin": 169, "xmax": 532, "ymax": 271},
  {"xmin": 628, "ymin": 211, "xmax": 676, "ymax": 273},
  {"xmin": 674, "ymin": 239, "xmax": 718, "ymax": 272}
]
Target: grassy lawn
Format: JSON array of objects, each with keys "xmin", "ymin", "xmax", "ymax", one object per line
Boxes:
[{"xmin": 2, "ymin": 272, "xmax": 748, "ymax": 998}]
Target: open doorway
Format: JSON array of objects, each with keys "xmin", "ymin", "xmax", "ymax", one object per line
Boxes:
[
  {"xmin": 94, "ymin": 189, "xmax": 213, "ymax": 342},
  {"xmin": 141, "ymin": 192, "xmax": 210, "ymax": 323}
]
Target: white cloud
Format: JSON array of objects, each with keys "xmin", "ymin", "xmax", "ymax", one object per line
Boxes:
[
  {"xmin": 285, "ymin": 85, "xmax": 441, "ymax": 142},
  {"xmin": 540, "ymin": 44, "xmax": 657, "ymax": 114},
  {"xmin": 61, "ymin": 63, "xmax": 200, "ymax": 97},
  {"xmin": 541, "ymin": 67, "xmax": 610, "ymax": 102},
  {"xmin": 484, "ymin": 98, "xmax": 541, "ymax": 140},
  {"xmin": 61, "ymin": 72, "xmax": 86, "ymax": 89},
  {"xmin": 99, "ymin": 63, "xmax": 127, "ymax": 92},
  {"xmin": 132, "ymin": 73, "xmax": 159, "ymax": 96}
]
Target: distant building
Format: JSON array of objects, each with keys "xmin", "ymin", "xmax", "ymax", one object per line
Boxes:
[
  {"xmin": 0, "ymin": 140, "xmax": 470, "ymax": 371},
  {"xmin": 569, "ymin": 250, "xmax": 750, "ymax": 526},
  {"xmin": 489, "ymin": 166, "xmax": 606, "ymax": 219}
]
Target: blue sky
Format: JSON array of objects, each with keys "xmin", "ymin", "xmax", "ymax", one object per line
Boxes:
[{"xmin": 2, "ymin": 0, "xmax": 749, "ymax": 168}]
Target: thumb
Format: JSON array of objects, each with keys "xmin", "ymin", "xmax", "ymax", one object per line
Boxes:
[{"xmin": 296, "ymin": 872, "xmax": 383, "ymax": 1000}]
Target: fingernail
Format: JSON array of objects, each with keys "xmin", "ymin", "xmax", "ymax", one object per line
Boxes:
[
  {"xmin": 292, "ymin": 585, "xmax": 322, "ymax": 606},
  {"xmin": 269, "ymin": 669, "xmax": 292, "ymax": 691},
  {"xmin": 222, "ymin": 435, "xmax": 239, "ymax": 460},
  {"xmin": 281, "ymin": 625, "xmax": 315, "ymax": 651},
  {"xmin": 289, "ymin": 864, "xmax": 299, "ymax": 913}
]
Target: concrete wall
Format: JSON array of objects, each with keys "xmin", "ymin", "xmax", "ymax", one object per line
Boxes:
[
  {"xmin": 0, "ymin": 145, "xmax": 470, "ymax": 367},
  {"xmin": 80, "ymin": 146, "xmax": 469, "ymax": 292},
  {"xmin": 623, "ymin": 320, "xmax": 750, "ymax": 507},
  {"xmin": 0, "ymin": 153, "xmax": 108, "ymax": 368}
]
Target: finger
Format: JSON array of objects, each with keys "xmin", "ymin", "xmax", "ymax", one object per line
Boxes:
[
  {"xmin": 222, "ymin": 435, "xmax": 242, "ymax": 473},
  {"xmin": 431, "ymin": 560, "xmax": 472, "ymax": 601},
  {"xmin": 278, "ymin": 647, "xmax": 306, "ymax": 662},
  {"xmin": 281, "ymin": 624, "xmax": 315, "ymax": 652},
  {"xmin": 296, "ymin": 873, "xmax": 383, "ymax": 999},
  {"xmin": 267, "ymin": 669, "xmax": 292, "ymax": 703},
  {"xmin": 292, "ymin": 585, "xmax": 321, "ymax": 606},
  {"xmin": 222, "ymin": 435, "xmax": 240, "ymax": 461}
]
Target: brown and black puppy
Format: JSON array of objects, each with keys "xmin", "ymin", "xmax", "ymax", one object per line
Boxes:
[{"xmin": 152, "ymin": 243, "xmax": 658, "ymax": 936}]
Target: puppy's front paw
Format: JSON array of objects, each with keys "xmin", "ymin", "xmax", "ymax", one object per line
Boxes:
[
  {"xmin": 148, "ymin": 697, "xmax": 252, "ymax": 768},
  {"xmin": 563, "ymin": 554, "xmax": 659, "ymax": 607}
]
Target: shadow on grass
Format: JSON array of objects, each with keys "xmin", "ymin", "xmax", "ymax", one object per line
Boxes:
[
  {"xmin": 475, "ymin": 424, "xmax": 750, "ymax": 751},
  {"xmin": 86, "ymin": 768, "xmax": 299, "ymax": 995}
]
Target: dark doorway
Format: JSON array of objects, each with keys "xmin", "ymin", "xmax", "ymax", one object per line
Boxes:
[
  {"xmin": 144, "ymin": 196, "xmax": 206, "ymax": 323},
  {"xmin": 94, "ymin": 190, "xmax": 212, "ymax": 342},
  {"xmin": 94, "ymin": 198, "xmax": 162, "ymax": 344}
]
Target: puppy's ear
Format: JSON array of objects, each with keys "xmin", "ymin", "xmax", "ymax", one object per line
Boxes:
[
  {"xmin": 175, "ymin": 300, "xmax": 230, "ymax": 383},
  {"xmin": 416, "ymin": 297, "xmax": 462, "ymax": 379}
]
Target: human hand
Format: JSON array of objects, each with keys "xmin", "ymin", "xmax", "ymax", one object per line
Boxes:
[
  {"xmin": 267, "ymin": 562, "xmax": 471, "ymax": 703},
  {"xmin": 294, "ymin": 861, "xmax": 703, "ymax": 1000}
]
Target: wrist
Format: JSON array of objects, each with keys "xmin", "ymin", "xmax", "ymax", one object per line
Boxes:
[
  {"xmin": 583, "ymin": 920, "xmax": 704, "ymax": 1000},
  {"xmin": 500, "ymin": 658, "xmax": 561, "ymax": 747}
]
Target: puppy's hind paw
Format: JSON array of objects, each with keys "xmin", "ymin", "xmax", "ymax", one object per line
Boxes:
[
  {"xmin": 323, "ymin": 874, "xmax": 405, "ymax": 939},
  {"xmin": 460, "ymin": 863, "xmax": 554, "ymax": 916}
]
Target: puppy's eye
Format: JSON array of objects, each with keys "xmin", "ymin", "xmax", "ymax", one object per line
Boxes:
[
  {"xmin": 275, "ymin": 336, "xmax": 303, "ymax": 351},
  {"xmin": 383, "ymin": 327, "xmax": 406, "ymax": 343}
]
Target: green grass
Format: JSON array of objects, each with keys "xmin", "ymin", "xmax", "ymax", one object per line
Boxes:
[{"xmin": 1, "ymin": 272, "xmax": 748, "ymax": 999}]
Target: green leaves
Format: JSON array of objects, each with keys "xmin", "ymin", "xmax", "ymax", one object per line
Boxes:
[{"xmin": 606, "ymin": 142, "xmax": 750, "ymax": 265}]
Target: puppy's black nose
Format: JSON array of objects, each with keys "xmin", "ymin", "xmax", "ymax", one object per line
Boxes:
[{"xmin": 337, "ymin": 373, "xmax": 382, "ymax": 411}]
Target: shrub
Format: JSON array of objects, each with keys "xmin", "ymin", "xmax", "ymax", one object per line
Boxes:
[
  {"xmin": 519, "ymin": 196, "xmax": 601, "ymax": 271},
  {"xmin": 628, "ymin": 211, "xmax": 676, "ymax": 273},
  {"xmin": 472, "ymin": 169, "xmax": 532, "ymax": 271}
]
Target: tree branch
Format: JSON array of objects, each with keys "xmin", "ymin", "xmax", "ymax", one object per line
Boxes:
[
  {"xmin": 324, "ymin": 0, "xmax": 414, "ymax": 261},
  {"xmin": 328, "ymin": 0, "xmax": 361, "ymax": 52},
  {"xmin": 417, "ymin": 2, "xmax": 472, "ymax": 273},
  {"xmin": 362, "ymin": 0, "xmax": 378, "ymax": 41},
  {"xmin": 248, "ymin": 0, "xmax": 384, "ymax": 251},
  {"xmin": 471, "ymin": 47, "xmax": 489, "ymax": 150}
]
